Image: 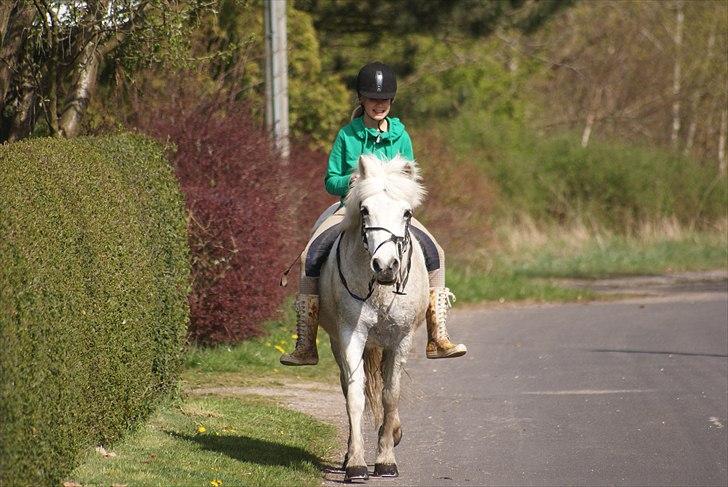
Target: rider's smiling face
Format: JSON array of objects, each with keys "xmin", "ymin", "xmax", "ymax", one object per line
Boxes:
[{"xmin": 361, "ymin": 97, "xmax": 392, "ymax": 123}]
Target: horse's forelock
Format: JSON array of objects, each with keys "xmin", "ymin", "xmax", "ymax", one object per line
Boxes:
[{"xmin": 343, "ymin": 155, "xmax": 426, "ymax": 229}]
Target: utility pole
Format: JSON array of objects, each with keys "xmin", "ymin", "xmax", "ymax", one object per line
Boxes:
[{"xmin": 264, "ymin": 0, "xmax": 289, "ymax": 161}]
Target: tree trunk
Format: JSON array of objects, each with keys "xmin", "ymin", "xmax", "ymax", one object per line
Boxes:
[
  {"xmin": 0, "ymin": 1, "xmax": 35, "ymax": 104},
  {"xmin": 58, "ymin": 38, "xmax": 102, "ymax": 138},
  {"xmin": 719, "ymin": 108, "xmax": 727, "ymax": 175},
  {"xmin": 684, "ymin": 21, "xmax": 717, "ymax": 156},
  {"xmin": 581, "ymin": 111, "xmax": 595, "ymax": 148},
  {"xmin": 57, "ymin": 1, "xmax": 142, "ymax": 138},
  {"xmin": 670, "ymin": 0, "xmax": 684, "ymax": 149},
  {"xmin": 5, "ymin": 73, "xmax": 37, "ymax": 142},
  {"xmin": 581, "ymin": 87, "xmax": 602, "ymax": 148}
]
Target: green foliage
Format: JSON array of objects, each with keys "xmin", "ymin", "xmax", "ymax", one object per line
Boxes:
[
  {"xmin": 0, "ymin": 134, "xmax": 190, "ymax": 485},
  {"xmin": 396, "ymin": 35, "xmax": 536, "ymax": 120},
  {"xmin": 287, "ymin": 7, "xmax": 350, "ymax": 147},
  {"xmin": 117, "ymin": 1, "xmax": 216, "ymax": 72},
  {"xmin": 181, "ymin": 0, "xmax": 350, "ymax": 148},
  {"xmin": 296, "ymin": 0, "xmax": 571, "ymax": 40},
  {"xmin": 446, "ymin": 110, "xmax": 728, "ymax": 230}
]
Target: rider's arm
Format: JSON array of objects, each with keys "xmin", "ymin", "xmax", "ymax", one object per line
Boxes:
[{"xmin": 325, "ymin": 130, "xmax": 352, "ymax": 197}]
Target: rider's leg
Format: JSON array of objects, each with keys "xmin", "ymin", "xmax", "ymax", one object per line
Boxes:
[
  {"xmin": 280, "ymin": 204, "xmax": 345, "ymax": 366},
  {"xmin": 409, "ymin": 219, "xmax": 467, "ymax": 359}
]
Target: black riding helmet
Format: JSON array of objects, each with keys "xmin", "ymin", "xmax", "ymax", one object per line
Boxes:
[{"xmin": 356, "ymin": 62, "xmax": 397, "ymax": 100}]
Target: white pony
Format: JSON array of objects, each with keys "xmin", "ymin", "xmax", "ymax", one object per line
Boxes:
[{"xmin": 318, "ymin": 154, "xmax": 429, "ymax": 482}]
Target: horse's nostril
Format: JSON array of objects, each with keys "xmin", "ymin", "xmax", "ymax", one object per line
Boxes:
[
  {"xmin": 391, "ymin": 260, "xmax": 400, "ymax": 272},
  {"xmin": 372, "ymin": 259, "xmax": 382, "ymax": 273}
]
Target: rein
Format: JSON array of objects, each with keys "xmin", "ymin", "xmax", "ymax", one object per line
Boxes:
[{"xmin": 336, "ymin": 216, "xmax": 414, "ymax": 303}]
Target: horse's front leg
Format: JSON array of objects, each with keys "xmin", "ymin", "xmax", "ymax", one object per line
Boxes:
[
  {"xmin": 374, "ymin": 334, "xmax": 411, "ymax": 478},
  {"xmin": 341, "ymin": 327, "xmax": 369, "ymax": 481}
]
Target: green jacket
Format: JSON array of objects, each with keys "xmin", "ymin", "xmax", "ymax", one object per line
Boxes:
[{"xmin": 325, "ymin": 116, "xmax": 414, "ymax": 197}]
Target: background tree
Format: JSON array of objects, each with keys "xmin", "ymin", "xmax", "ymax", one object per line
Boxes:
[
  {"xmin": 0, "ymin": 0, "xmax": 212, "ymax": 142},
  {"xmin": 527, "ymin": 0, "xmax": 727, "ymax": 168}
]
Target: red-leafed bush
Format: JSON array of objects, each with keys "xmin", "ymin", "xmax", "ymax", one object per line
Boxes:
[{"xmin": 135, "ymin": 90, "xmax": 334, "ymax": 344}]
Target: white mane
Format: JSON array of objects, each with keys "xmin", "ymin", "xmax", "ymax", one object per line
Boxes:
[{"xmin": 343, "ymin": 154, "xmax": 426, "ymax": 228}]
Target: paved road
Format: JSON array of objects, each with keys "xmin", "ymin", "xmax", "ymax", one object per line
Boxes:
[{"xmin": 350, "ymin": 282, "xmax": 728, "ymax": 486}]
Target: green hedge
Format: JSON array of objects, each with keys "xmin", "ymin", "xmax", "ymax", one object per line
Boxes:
[{"xmin": 0, "ymin": 134, "xmax": 190, "ymax": 486}]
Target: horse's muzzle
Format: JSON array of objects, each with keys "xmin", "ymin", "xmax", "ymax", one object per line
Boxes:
[
  {"xmin": 375, "ymin": 268, "xmax": 398, "ymax": 285},
  {"xmin": 372, "ymin": 256, "xmax": 399, "ymax": 285},
  {"xmin": 376, "ymin": 275, "xmax": 397, "ymax": 285}
]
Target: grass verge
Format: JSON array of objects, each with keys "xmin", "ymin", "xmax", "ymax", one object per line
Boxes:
[
  {"xmin": 68, "ymin": 395, "xmax": 336, "ymax": 487},
  {"xmin": 449, "ymin": 224, "xmax": 727, "ymax": 303},
  {"xmin": 182, "ymin": 301, "xmax": 339, "ymax": 389}
]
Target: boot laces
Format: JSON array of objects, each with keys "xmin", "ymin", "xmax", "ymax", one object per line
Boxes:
[
  {"xmin": 435, "ymin": 288, "xmax": 456, "ymax": 339},
  {"xmin": 293, "ymin": 299, "xmax": 312, "ymax": 349}
]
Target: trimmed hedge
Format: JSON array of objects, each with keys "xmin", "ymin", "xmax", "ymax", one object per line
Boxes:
[{"xmin": 0, "ymin": 134, "xmax": 190, "ymax": 485}]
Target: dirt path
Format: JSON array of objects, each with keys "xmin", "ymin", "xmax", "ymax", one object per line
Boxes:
[{"xmin": 554, "ymin": 269, "xmax": 727, "ymax": 299}]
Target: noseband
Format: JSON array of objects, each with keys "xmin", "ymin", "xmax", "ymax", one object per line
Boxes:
[{"xmin": 336, "ymin": 213, "xmax": 414, "ymax": 303}]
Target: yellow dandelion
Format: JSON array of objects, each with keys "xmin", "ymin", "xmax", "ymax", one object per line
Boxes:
[
  {"xmin": 196, "ymin": 425, "xmax": 206, "ymax": 434},
  {"xmin": 291, "ymin": 333, "xmax": 298, "ymax": 339},
  {"xmin": 274, "ymin": 344, "xmax": 286, "ymax": 354},
  {"xmin": 210, "ymin": 480, "xmax": 223, "ymax": 487}
]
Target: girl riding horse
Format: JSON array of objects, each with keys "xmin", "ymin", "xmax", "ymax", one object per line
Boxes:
[{"xmin": 280, "ymin": 61, "xmax": 467, "ymax": 366}]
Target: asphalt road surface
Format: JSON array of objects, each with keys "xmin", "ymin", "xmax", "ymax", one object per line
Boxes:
[{"xmin": 354, "ymin": 280, "xmax": 728, "ymax": 486}]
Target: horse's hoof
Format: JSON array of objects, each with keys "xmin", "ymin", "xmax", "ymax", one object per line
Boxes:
[
  {"xmin": 393, "ymin": 426, "xmax": 403, "ymax": 447},
  {"xmin": 344, "ymin": 465, "xmax": 369, "ymax": 482},
  {"xmin": 374, "ymin": 463, "xmax": 399, "ymax": 477}
]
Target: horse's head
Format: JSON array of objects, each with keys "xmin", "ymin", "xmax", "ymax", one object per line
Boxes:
[{"xmin": 344, "ymin": 154, "xmax": 426, "ymax": 285}]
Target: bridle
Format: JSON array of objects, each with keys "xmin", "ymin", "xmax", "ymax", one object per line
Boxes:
[{"xmin": 336, "ymin": 210, "xmax": 413, "ymax": 303}]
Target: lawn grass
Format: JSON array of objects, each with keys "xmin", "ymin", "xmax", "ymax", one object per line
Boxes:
[
  {"xmin": 509, "ymin": 233, "xmax": 728, "ymax": 279},
  {"xmin": 448, "ymin": 269, "xmax": 594, "ymax": 303},
  {"xmin": 68, "ymin": 395, "xmax": 337, "ymax": 487}
]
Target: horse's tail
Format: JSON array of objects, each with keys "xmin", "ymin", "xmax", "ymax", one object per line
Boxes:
[{"xmin": 363, "ymin": 346, "xmax": 384, "ymax": 427}]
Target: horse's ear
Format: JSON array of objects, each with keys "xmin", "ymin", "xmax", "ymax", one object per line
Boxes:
[
  {"xmin": 358, "ymin": 154, "xmax": 376, "ymax": 178},
  {"xmin": 401, "ymin": 160, "xmax": 420, "ymax": 180}
]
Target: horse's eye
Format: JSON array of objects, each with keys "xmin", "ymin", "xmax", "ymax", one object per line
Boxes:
[
  {"xmin": 360, "ymin": 207, "xmax": 369, "ymax": 217},
  {"xmin": 404, "ymin": 209, "xmax": 412, "ymax": 219}
]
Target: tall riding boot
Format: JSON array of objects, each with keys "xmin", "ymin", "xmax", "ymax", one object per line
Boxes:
[
  {"xmin": 425, "ymin": 287, "xmax": 467, "ymax": 359},
  {"xmin": 279, "ymin": 294, "xmax": 320, "ymax": 366}
]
